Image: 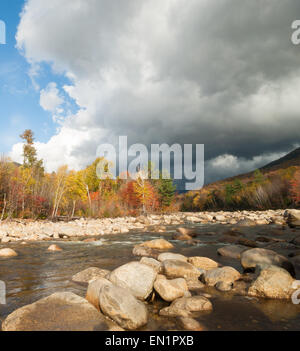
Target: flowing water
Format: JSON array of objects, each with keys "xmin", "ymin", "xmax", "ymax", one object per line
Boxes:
[{"xmin": 0, "ymin": 224, "xmax": 300, "ymax": 331}]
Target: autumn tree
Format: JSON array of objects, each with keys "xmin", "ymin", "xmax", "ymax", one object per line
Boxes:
[
  {"xmin": 134, "ymin": 170, "xmax": 152, "ymax": 213},
  {"xmin": 20, "ymin": 129, "xmax": 44, "ymax": 174},
  {"xmin": 52, "ymin": 165, "xmax": 68, "ymax": 218},
  {"xmin": 65, "ymin": 170, "xmax": 87, "ymax": 217}
]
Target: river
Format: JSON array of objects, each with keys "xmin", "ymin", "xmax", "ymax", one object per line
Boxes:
[{"xmin": 0, "ymin": 223, "xmax": 300, "ymax": 331}]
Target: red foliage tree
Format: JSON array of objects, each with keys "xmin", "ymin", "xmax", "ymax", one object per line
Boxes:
[{"xmin": 119, "ymin": 181, "xmax": 140, "ymax": 209}]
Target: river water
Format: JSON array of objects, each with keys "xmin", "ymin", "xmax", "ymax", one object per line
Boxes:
[{"xmin": 0, "ymin": 224, "xmax": 300, "ymax": 331}]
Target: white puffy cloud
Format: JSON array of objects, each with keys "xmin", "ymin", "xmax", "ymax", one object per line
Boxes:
[
  {"xmin": 39, "ymin": 82, "xmax": 64, "ymax": 113},
  {"xmin": 10, "ymin": 123, "xmax": 108, "ymax": 172},
  {"xmin": 10, "ymin": 0, "xmax": 300, "ymax": 180}
]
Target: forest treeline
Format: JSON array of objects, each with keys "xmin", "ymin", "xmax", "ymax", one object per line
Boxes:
[
  {"xmin": 182, "ymin": 167, "xmax": 300, "ymax": 212},
  {"xmin": 0, "ymin": 130, "xmax": 178, "ymax": 220}
]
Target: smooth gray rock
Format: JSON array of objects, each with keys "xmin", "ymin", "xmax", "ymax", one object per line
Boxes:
[
  {"xmin": 154, "ymin": 276, "xmax": 188, "ymax": 302},
  {"xmin": 159, "ymin": 296, "xmax": 213, "ymax": 317},
  {"xmin": 109, "ymin": 262, "xmax": 157, "ymax": 300},
  {"xmin": 203, "ymin": 266, "xmax": 241, "ymax": 287},
  {"xmin": 162, "ymin": 259, "xmax": 202, "ymax": 279},
  {"xmin": 217, "ymin": 245, "xmax": 248, "ymax": 259},
  {"xmin": 99, "ymin": 284, "xmax": 148, "ymax": 330}
]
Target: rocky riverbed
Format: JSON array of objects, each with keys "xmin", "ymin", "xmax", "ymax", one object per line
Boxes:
[
  {"xmin": 1, "ymin": 209, "xmax": 300, "ymax": 331},
  {"xmin": 0, "ymin": 209, "xmax": 293, "ymax": 243}
]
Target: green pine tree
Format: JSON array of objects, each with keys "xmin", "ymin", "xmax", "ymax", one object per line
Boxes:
[{"xmin": 158, "ymin": 176, "xmax": 176, "ymax": 208}]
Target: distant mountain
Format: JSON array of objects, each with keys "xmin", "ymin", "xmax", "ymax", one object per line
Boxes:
[
  {"xmin": 260, "ymin": 147, "xmax": 300, "ymax": 172},
  {"xmin": 182, "ymin": 147, "xmax": 300, "ymax": 211},
  {"xmin": 207, "ymin": 147, "xmax": 300, "ymax": 186}
]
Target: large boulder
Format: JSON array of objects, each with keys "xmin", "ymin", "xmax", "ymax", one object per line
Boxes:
[
  {"xmin": 140, "ymin": 239, "xmax": 173, "ymax": 250},
  {"xmin": 86, "ymin": 278, "xmax": 113, "ymax": 309},
  {"xmin": 240, "ymin": 248, "xmax": 295, "ymax": 276},
  {"xmin": 162, "ymin": 260, "xmax": 202, "ymax": 279},
  {"xmin": 217, "ymin": 245, "xmax": 248, "ymax": 259},
  {"xmin": 0, "ymin": 248, "xmax": 18, "ymax": 257},
  {"xmin": 159, "ymin": 296, "xmax": 213, "ymax": 317},
  {"xmin": 108, "ymin": 262, "xmax": 157, "ymax": 300},
  {"xmin": 72, "ymin": 267, "xmax": 110, "ymax": 285},
  {"xmin": 154, "ymin": 276, "xmax": 188, "ymax": 302},
  {"xmin": 202, "ymin": 267, "xmax": 241, "ymax": 287},
  {"xmin": 2, "ymin": 292, "xmax": 119, "ymax": 331},
  {"xmin": 99, "ymin": 284, "xmax": 148, "ymax": 330},
  {"xmin": 248, "ymin": 265, "xmax": 297, "ymax": 300},
  {"xmin": 158, "ymin": 252, "xmax": 188, "ymax": 262},
  {"xmin": 187, "ymin": 257, "xmax": 219, "ymax": 270}
]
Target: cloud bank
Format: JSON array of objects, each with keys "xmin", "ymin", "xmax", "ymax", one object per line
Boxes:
[{"xmin": 10, "ymin": 0, "xmax": 300, "ymax": 183}]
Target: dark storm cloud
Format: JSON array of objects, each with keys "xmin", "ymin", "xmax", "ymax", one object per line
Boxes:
[{"xmin": 12, "ymin": 0, "xmax": 300, "ymax": 182}]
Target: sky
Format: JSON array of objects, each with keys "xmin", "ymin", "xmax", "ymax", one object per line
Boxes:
[{"xmin": 0, "ymin": 0, "xmax": 300, "ymax": 184}]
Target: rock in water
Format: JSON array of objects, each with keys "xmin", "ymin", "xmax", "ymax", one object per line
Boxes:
[
  {"xmin": 154, "ymin": 276, "xmax": 188, "ymax": 302},
  {"xmin": 177, "ymin": 228, "xmax": 198, "ymax": 237},
  {"xmin": 237, "ymin": 219, "xmax": 256, "ymax": 226},
  {"xmin": 2, "ymin": 292, "xmax": 115, "ymax": 331},
  {"xmin": 177, "ymin": 317, "xmax": 206, "ymax": 331},
  {"xmin": 240, "ymin": 248, "xmax": 295, "ymax": 276},
  {"xmin": 237, "ymin": 237, "xmax": 257, "ymax": 248},
  {"xmin": 0, "ymin": 248, "xmax": 18, "ymax": 257},
  {"xmin": 187, "ymin": 257, "xmax": 219, "ymax": 270},
  {"xmin": 172, "ymin": 232, "xmax": 192, "ymax": 241},
  {"xmin": 132, "ymin": 244, "xmax": 160, "ymax": 259},
  {"xmin": 203, "ymin": 267, "xmax": 241, "ymax": 287},
  {"xmin": 215, "ymin": 281, "xmax": 234, "ymax": 292},
  {"xmin": 217, "ymin": 245, "xmax": 248, "ymax": 259},
  {"xmin": 159, "ymin": 296, "xmax": 213, "ymax": 317},
  {"xmin": 158, "ymin": 252, "xmax": 188, "ymax": 262},
  {"xmin": 47, "ymin": 244, "xmax": 63, "ymax": 252},
  {"xmin": 140, "ymin": 239, "xmax": 174, "ymax": 250},
  {"xmin": 162, "ymin": 259, "xmax": 202, "ymax": 280},
  {"xmin": 72, "ymin": 267, "xmax": 110, "ymax": 285},
  {"xmin": 99, "ymin": 284, "xmax": 148, "ymax": 330},
  {"xmin": 248, "ymin": 265, "xmax": 297, "ymax": 299},
  {"xmin": 108, "ymin": 262, "xmax": 157, "ymax": 300}
]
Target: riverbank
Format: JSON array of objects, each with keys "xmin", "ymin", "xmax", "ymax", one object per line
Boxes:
[{"xmin": 0, "ymin": 209, "xmax": 291, "ymax": 243}]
